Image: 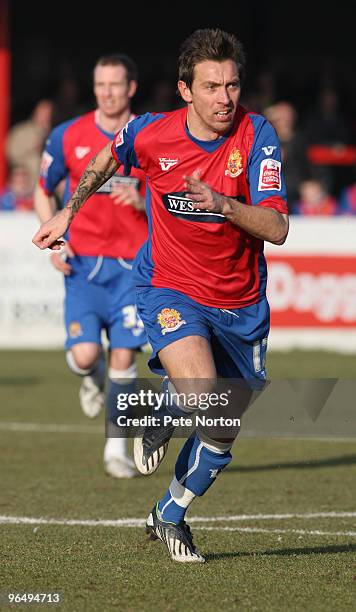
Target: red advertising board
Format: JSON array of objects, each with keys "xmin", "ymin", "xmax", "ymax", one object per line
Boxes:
[{"xmin": 266, "ymin": 255, "xmax": 356, "ymax": 327}]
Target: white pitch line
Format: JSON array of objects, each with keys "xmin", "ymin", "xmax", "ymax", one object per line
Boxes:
[
  {"xmin": 0, "ymin": 516, "xmax": 355, "ymax": 537},
  {"xmin": 191, "ymin": 512, "xmax": 356, "ymax": 521},
  {"xmin": 0, "ymin": 516, "xmax": 145, "ymax": 527},
  {"xmin": 195, "ymin": 526, "xmax": 356, "ymax": 537},
  {"xmin": 0, "ymin": 422, "xmax": 103, "ymax": 434},
  {"xmin": 0, "ymin": 512, "xmax": 355, "ymax": 530}
]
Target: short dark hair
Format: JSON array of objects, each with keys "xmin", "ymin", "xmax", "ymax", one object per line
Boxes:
[
  {"xmin": 178, "ymin": 28, "xmax": 246, "ymax": 88},
  {"xmin": 94, "ymin": 54, "xmax": 138, "ymax": 83}
]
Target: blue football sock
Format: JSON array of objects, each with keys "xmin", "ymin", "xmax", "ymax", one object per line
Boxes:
[
  {"xmin": 157, "ymin": 433, "xmax": 232, "ymax": 524},
  {"xmin": 106, "ymin": 365, "xmax": 137, "ymax": 435},
  {"xmin": 107, "ymin": 379, "xmax": 136, "ymax": 427}
]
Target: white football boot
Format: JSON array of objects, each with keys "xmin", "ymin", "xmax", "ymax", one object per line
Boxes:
[
  {"xmin": 104, "ymin": 438, "xmax": 137, "ymax": 479},
  {"xmin": 79, "ymin": 355, "xmax": 106, "ymax": 418},
  {"xmin": 104, "ymin": 455, "xmax": 136, "ymax": 479}
]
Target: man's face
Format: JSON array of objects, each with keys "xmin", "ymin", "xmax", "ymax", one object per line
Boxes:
[
  {"xmin": 94, "ymin": 64, "xmax": 136, "ymax": 117},
  {"xmin": 178, "ymin": 59, "xmax": 241, "ymax": 139}
]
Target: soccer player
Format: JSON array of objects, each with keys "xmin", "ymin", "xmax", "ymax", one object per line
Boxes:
[
  {"xmin": 33, "ymin": 30, "xmax": 289, "ymax": 561},
  {"xmin": 34, "ymin": 54, "xmax": 148, "ymax": 479}
]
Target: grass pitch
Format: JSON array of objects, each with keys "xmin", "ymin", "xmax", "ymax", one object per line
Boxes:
[{"xmin": 0, "ymin": 350, "xmax": 355, "ymax": 611}]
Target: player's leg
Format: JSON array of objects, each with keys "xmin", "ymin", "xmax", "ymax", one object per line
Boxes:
[
  {"xmin": 104, "ymin": 262, "xmax": 147, "ymax": 478},
  {"xmin": 66, "ymin": 342, "xmax": 105, "ymax": 418},
  {"xmin": 146, "ymin": 433, "xmax": 232, "ymax": 563},
  {"xmin": 151, "ymin": 299, "xmax": 269, "ymax": 561},
  {"xmin": 103, "ymin": 347, "xmax": 138, "ymax": 479},
  {"xmin": 64, "ymin": 264, "xmax": 106, "ymax": 418},
  {"xmin": 146, "ymin": 337, "xmax": 236, "ymax": 562}
]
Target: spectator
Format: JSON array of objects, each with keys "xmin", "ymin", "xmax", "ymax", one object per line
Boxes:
[
  {"xmin": 293, "ymin": 179, "xmax": 338, "ymax": 216},
  {"xmin": 0, "ymin": 165, "xmax": 34, "ymax": 211},
  {"xmin": 303, "ymin": 87, "xmax": 352, "ymax": 195},
  {"xmin": 339, "ymin": 181, "xmax": 356, "ymax": 214},
  {"xmin": 304, "ymin": 87, "xmax": 349, "ymax": 146},
  {"xmin": 264, "ymin": 101, "xmax": 309, "ymax": 211},
  {"xmin": 6, "ymin": 99, "xmax": 53, "ymax": 190}
]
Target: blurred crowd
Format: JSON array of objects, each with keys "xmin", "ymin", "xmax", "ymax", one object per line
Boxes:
[{"xmin": 2, "ymin": 73, "xmax": 356, "ymax": 216}]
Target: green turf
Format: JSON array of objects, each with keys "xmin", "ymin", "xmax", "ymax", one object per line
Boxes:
[{"xmin": 0, "ymin": 350, "xmax": 355, "ymax": 611}]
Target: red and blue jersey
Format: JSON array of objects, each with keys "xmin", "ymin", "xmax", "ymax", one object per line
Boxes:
[
  {"xmin": 111, "ymin": 106, "xmax": 288, "ymax": 308},
  {"xmin": 39, "ymin": 110, "xmax": 147, "ymax": 259}
]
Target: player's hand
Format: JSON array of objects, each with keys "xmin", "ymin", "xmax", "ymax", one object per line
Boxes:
[
  {"xmin": 50, "ymin": 242, "xmax": 74, "ymax": 275},
  {"xmin": 32, "ymin": 207, "xmax": 71, "ymax": 250},
  {"xmin": 184, "ymin": 170, "xmax": 224, "ymax": 213},
  {"xmin": 110, "ymin": 183, "xmax": 145, "ymax": 211}
]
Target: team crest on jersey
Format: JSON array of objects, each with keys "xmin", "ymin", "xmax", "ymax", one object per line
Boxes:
[
  {"xmin": 157, "ymin": 308, "xmax": 186, "ymax": 335},
  {"xmin": 69, "ymin": 321, "xmax": 83, "ymax": 338},
  {"xmin": 225, "ymin": 147, "xmax": 243, "ymax": 178}
]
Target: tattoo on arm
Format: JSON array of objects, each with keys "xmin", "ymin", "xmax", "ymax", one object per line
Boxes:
[{"xmin": 66, "ymin": 153, "xmax": 118, "ymax": 222}]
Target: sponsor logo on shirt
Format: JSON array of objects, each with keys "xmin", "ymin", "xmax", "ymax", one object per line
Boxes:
[
  {"xmin": 262, "ymin": 146, "xmax": 277, "ymax": 156},
  {"xmin": 162, "ymin": 191, "xmax": 227, "ymax": 224},
  {"xmin": 158, "ymin": 157, "xmax": 179, "ymax": 171},
  {"xmin": 157, "ymin": 308, "xmax": 186, "ymax": 335},
  {"xmin": 75, "ymin": 146, "xmax": 91, "ymax": 159},
  {"xmin": 69, "ymin": 321, "xmax": 83, "ymax": 338},
  {"xmin": 225, "ymin": 147, "xmax": 243, "ymax": 178},
  {"xmin": 258, "ymin": 158, "xmax": 281, "ymax": 191},
  {"xmin": 40, "ymin": 151, "xmax": 54, "ymax": 177}
]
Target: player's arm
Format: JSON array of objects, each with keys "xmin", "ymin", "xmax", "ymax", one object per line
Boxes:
[
  {"xmin": 34, "ymin": 182, "xmax": 57, "ymax": 222},
  {"xmin": 226, "ymin": 202, "xmax": 288, "ymax": 245},
  {"xmin": 34, "ymin": 182, "xmax": 75, "ymax": 275},
  {"xmin": 65, "ymin": 142, "xmax": 119, "ymax": 222},
  {"xmin": 32, "ymin": 142, "xmax": 119, "ymax": 250},
  {"xmin": 185, "ymin": 172, "xmax": 288, "ymax": 244},
  {"xmin": 185, "ymin": 118, "xmax": 289, "ymax": 245}
]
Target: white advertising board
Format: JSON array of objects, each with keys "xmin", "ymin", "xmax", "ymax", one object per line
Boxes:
[{"xmin": 0, "ymin": 213, "xmax": 355, "ymax": 351}]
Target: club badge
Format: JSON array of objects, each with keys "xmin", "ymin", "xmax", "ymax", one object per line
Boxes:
[
  {"xmin": 69, "ymin": 321, "xmax": 83, "ymax": 338},
  {"xmin": 225, "ymin": 147, "xmax": 243, "ymax": 178},
  {"xmin": 157, "ymin": 308, "xmax": 186, "ymax": 335}
]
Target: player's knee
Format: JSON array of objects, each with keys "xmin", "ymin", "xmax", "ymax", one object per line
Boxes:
[
  {"xmin": 109, "ymin": 349, "xmax": 135, "ymax": 371},
  {"xmin": 67, "ymin": 345, "xmax": 101, "ymax": 373}
]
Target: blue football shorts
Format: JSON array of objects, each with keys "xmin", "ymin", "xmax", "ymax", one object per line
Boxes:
[
  {"xmin": 64, "ymin": 255, "xmax": 146, "ymax": 350},
  {"xmin": 135, "ymin": 286, "xmax": 270, "ymax": 380}
]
